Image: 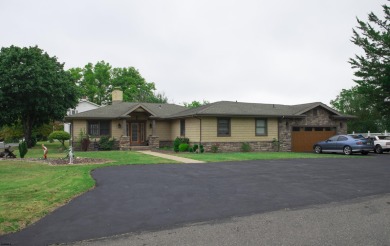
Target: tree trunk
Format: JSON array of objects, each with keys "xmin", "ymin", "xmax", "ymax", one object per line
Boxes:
[{"xmin": 23, "ymin": 117, "xmax": 34, "ymax": 148}]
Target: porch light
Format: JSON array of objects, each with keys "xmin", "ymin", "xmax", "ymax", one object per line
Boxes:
[{"xmin": 118, "ymin": 123, "xmax": 121, "ymax": 129}]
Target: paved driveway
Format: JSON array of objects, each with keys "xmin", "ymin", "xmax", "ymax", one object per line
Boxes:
[{"xmin": 1, "ymin": 155, "xmax": 390, "ymax": 245}]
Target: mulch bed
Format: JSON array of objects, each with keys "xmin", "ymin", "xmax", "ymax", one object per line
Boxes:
[{"xmin": 0, "ymin": 157, "xmax": 111, "ymax": 165}]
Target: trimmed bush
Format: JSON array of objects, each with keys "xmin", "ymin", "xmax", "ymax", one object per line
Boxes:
[
  {"xmin": 174, "ymin": 137, "xmax": 190, "ymax": 152},
  {"xmin": 18, "ymin": 141, "xmax": 28, "ymax": 158},
  {"xmin": 200, "ymin": 144, "xmax": 204, "ymax": 153},
  {"xmin": 48, "ymin": 131, "xmax": 70, "ymax": 148},
  {"xmin": 193, "ymin": 144, "xmax": 199, "ymax": 152},
  {"xmin": 179, "ymin": 143, "xmax": 189, "ymax": 152}
]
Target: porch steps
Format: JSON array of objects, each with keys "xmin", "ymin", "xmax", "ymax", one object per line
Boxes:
[{"xmin": 130, "ymin": 146, "xmax": 150, "ymax": 151}]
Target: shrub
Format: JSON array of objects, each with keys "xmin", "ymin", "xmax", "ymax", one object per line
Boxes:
[
  {"xmin": 18, "ymin": 141, "xmax": 28, "ymax": 158},
  {"xmin": 200, "ymin": 144, "xmax": 204, "ymax": 153},
  {"xmin": 179, "ymin": 143, "xmax": 189, "ymax": 152},
  {"xmin": 78, "ymin": 129, "xmax": 90, "ymax": 151},
  {"xmin": 174, "ymin": 137, "xmax": 190, "ymax": 152},
  {"xmin": 193, "ymin": 144, "xmax": 199, "ymax": 152},
  {"xmin": 241, "ymin": 142, "xmax": 251, "ymax": 152},
  {"xmin": 98, "ymin": 136, "xmax": 116, "ymax": 150},
  {"xmin": 189, "ymin": 147, "xmax": 194, "ymax": 153},
  {"xmin": 48, "ymin": 131, "xmax": 70, "ymax": 148},
  {"xmin": 211, "ymin": 144, "xmax": 219, "ymax": 153}
]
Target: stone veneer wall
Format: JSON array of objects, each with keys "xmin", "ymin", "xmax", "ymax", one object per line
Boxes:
[
  {"xmin": 198, "ymin": 141, "xmax": 276, "ymax": 152},
  {"xmin": 278, "ymin": 107, "xmax": 348, "ymax": 152}
]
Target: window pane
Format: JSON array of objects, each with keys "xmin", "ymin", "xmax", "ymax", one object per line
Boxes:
[
  {"xmin": 255, "ymin": 119, "xmax": 267, "ymax": 136},
  {"xmin": 89, "ymin": 122, "xmax": 99, "ymax": 136},
  {"xmin": 256, "ymin": 128, "xmax": 265, "ymax": 135},
  {"xmin": 218, "ymin": 118, "xmax": 230, "ymax": 136},
  {"xmin": 180, "ymin": 119, "xmax": 185, "ymax": 136},
  {"xmin": 100, "ymin": 121, "xmax": 110, "ymax": 136}
]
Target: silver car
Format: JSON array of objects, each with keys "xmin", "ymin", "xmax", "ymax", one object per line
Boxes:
[{"xmin": 313, "ymin": 134, "xmax": 374, "ymax": 155}]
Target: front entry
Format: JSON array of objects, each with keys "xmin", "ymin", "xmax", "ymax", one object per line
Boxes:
[{"xmin": 128, "ymin": 122, "xmax": 146, "ymax": 145}]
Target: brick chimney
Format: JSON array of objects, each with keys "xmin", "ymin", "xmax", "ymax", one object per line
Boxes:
[{"xmin": 112, "ymin": 88, "xmax": 123, "ymax": 104}]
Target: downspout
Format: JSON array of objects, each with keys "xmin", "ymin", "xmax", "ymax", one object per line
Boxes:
[{"xmin": 193, "ymin": 116, "xmax": 202, "ymax": 148}]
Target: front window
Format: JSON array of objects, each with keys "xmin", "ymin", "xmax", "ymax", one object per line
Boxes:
[
  {"xmin": 255, "ymin": 119, "xmax": 267, "ymax": 136},
  {"xmin": 217, "ymin": 118, "xmax": 230, "ymax": 136},
  {"xmin": 180, "ymin": 119, "xmax": 185, "ymax": 136},
  {"xmin": 88, "ymin": 121, "xmax": 110, "ymax": 136}
]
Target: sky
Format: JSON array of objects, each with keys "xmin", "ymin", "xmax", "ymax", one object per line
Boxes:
[{"xmin": 0, "ymin": 0, "xmax": 387, "ymax": 106}]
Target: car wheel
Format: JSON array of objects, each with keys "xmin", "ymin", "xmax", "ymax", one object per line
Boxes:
[
  {"xmin": 374, "ymin": 145, "xmax": 383, "ymax": 154},
  {"xmin": 361, "ymin": 151, "xmax": 369, "ymax": 155},
  {"xmin": 314, "ymin": 145, "xmax": 322, "ymax": 154},
  {"xmin": 343, "ymin": 146, "xmax": 352, "ymax": 155}
]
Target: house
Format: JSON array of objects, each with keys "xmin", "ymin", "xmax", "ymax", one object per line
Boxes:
[
  {"xmin": 64, "ymin": 89, "xmax": 354, "ymax": 152},
  {"xmin": 64, "ymin": 99, "xmax": 101, "ymax": 134}
]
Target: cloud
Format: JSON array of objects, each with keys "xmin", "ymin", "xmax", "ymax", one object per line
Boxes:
[{"xmin": 0, "ymin": 0, "xmax": 387, "ymax": 105}]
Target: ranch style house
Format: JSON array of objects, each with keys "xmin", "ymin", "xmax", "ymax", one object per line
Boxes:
[{"xmin": 64, "ymin": 89, "xmax": 354, "ymax": 152}]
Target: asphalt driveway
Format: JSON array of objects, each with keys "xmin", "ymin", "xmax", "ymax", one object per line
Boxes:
[{"xmin": 1, "ymin": 155, "xmax": 390, "ymax": 245}]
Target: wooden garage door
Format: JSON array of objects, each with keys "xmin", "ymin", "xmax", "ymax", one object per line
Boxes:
[{"xmin": 291, "ymin": 127, "xmax": 336, "ymax": 152}]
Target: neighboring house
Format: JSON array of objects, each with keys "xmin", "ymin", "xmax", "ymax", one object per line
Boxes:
[
  {"xmin": 64, "ymin": 89, "xmax": 354, "ymax": 152},
  {"xmin": 64, "ymin": 99, "xmax": 101, "ymax": 134}
]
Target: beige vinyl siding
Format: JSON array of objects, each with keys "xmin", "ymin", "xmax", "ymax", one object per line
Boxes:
[
  {"xmin": 170, "ymin": 119, "xmax": 180, "ymax": 140},
  {"xmin": 72, "ymin": 120, "xmax": 87, "ymax": 140},
  {"xmin": 155, "ymin": 120, "xmax": 172, "ymax": 141},
  {"xmin": 184, "ymin": 118, "xmax": 201, "ymax": 142},
  {"xmin": 201, "ymin": 117, "xmax": 278, "ymax": 142},
  {"xmin": 111, "ymin": 120, "xmax": 123, "ymax": 139}
]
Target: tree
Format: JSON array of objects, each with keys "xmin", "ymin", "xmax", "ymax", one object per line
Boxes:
[
  {"xmin": 0, "ymin": 46, "xmax": 79, "ymax": 147},
  {"xmin": 48, "ymin": 131, "xmax": 71, "ymax": 148},
  {"xmin": 183, "ymin": 100, "xmax": 210, "ymax": 108},
  {"xmin": 330, "ymin": 86, "xmax": 383, "ymax": 132},
  {"xmin": 349, "ymin": 4, "xmax": 390, "ymax": 130},
  {"xmin": 70, "ymin": 62, "xmax": 166, "ymax": 104}
]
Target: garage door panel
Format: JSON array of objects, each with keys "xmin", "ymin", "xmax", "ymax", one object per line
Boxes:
[{"xmin": 292, "ymin": 131, "xmax": 336, "ymax": 152}]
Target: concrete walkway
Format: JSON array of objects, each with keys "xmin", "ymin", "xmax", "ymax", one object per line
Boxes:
[{"xmin": 137, "ymin": 150, "xmax": 205, "ymax": 163}]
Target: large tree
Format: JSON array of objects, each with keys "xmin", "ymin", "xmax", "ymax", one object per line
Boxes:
[
  {"xmin": 70, "ymin": 62, "xmax": 167, "ymax": 104},
  {"xmin": 330, "ymin": 86, "xmax": 383, "ymax": 132},
  {"xmin": 349, "ymin": 4, "xmax": 390, "ymax": 130},
  {"xmin": 0, "ymin": 46, "xmax": 79, "ymax": 147}
]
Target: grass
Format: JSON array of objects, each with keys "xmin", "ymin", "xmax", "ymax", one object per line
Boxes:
[
  {"xmin": 177, "ymin": 151, "xmax": 362, "ymax": 162},
  {"xmin": 0, "ymin": 141, "xmax": 362, "ymax": 235},
  {"xmin": 0, "ymin": 141, "xmax": 176, "ymax": 235}
]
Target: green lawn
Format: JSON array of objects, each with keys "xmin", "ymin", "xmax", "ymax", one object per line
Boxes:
[
  {"xmin": 0, "ymin": 142, "xmax": 176, "ymax": 235},
  {"xmin": 177, "ymin": 151, "xmax": 362, "ymax": 162}
]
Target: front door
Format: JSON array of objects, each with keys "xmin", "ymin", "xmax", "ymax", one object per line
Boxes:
[{"xmin": 129, "ymin": 122, "xmax": 146, "ymax": 145}]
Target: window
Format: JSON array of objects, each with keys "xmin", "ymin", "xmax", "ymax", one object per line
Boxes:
[
  {"xmin": 180, "ymin": 119, "xmax": 185, "ymax": 136},
  {"xmin": 217, "ymin": 118, "xmax": 230, "ymax": 136},
  {"xmin": 337, "ymin": 136, "xmax": 348, "ymax": 141},
  {"xmin": 88, "ymin": 121, "xmax": 110, "ymax": 136},
  {"xmin": 255, "ymin": 119, "xmax": 267, "ymax": 136}
]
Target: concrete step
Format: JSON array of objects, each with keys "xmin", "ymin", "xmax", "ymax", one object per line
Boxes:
[{"xmin": 130, "ymin": 146, "xmax": 150, "ymax": 151}]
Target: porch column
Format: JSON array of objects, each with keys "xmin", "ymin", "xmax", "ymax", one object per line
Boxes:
[
  {"xmin": 152, "ymin": 119, "xmax": 156, "ymax": 136},
  {"xmin": 122, "ymin": 119, "xmax": 127, "ymax": 136}
]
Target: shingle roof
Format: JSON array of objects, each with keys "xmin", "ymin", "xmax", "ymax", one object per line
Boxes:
[
  {"xmin": 167, "ymin": 101, "xmax": 351, "ymax": 118},
  {"xmin": 65, "ymin": 102, "xmax": 186, "ymax": 120},
  {"xmin": 65, "ymin": 100, "xmax": 354, "ymax": 120}
]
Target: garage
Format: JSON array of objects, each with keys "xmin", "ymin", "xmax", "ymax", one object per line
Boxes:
[{"xmin": 291, "ymin": 127, "xmax": 336, "ymax": 152}]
